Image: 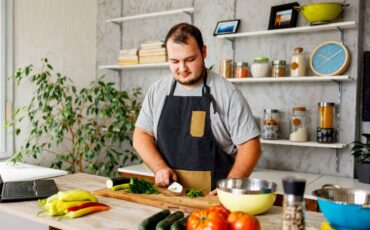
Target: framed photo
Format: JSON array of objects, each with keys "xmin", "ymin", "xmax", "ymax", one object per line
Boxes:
[
  {"xmin": 213, "ymin": 19, "xmax": 240, "ymax": 36},
  {"xmin": 268, "ymin": 2, "xmax": 299, "ymax": 30}
]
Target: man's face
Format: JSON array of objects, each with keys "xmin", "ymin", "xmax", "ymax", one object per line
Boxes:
[{"xmin": 167, "ymin": 37, "xmax": 207, "ymax": 86}]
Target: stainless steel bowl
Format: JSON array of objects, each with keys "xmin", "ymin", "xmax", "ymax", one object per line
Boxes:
[
  {"xmin": 217, "ymin": 178, "xmax": 277, "ymax": 195},
  {"xmin": 313, "ymin": 185, "xmax": 370, "ymax": 207},
  {"xmin": 312, "ymin": 185, "xmax": 370, "ymax": 229}
]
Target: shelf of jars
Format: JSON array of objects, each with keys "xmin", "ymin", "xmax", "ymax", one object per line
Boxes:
[
  {"xmin": 227, "ymin": 75, "xmax": 352, "ymax": 83},
  {"xmin": 215, "ymin": 21, "xmax": 356, "ymax": 39},
  {"xmin": 260, "ymin": 139, "xmax": 347, "ymax": 149},
  {"xmin": 99, "ymin": 62, "xmax": 169, "ymax": 70},
  {"xmin": 106, "ymin": 7, "xmax": 194, "ymax": 23}
]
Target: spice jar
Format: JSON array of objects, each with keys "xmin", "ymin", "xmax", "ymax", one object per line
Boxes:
[
  {"xmin": 272, "ymin": 60, "xmax": 286, "ymax": 77},
  {"xmin": 251, "ymin": 56, "xmax": 271, "ymax": 77},
  {"xmin": 289, "ymin": 107, "xmax": 308, "ymax": 142},
  {"xmin": 220, "ymin": 59, "xmax": 233, "ymax": 78},
  {"xmin": 234, "ymin": 62, "xmax": 249, "ymax": 78},
  {"xmin": 317, "ymin": 102, "xmax": 336, "ymax": 143},
  {"xmin": 281, "ymin": 177, "xmax": 306, "ymax": 230},
  {"xmin": 262, "ymin": 109, "xmax": 279, "ymax": 140},
  {"xmin": 290, "ymin": 47, "xmax": 306, "ymax": 77}
]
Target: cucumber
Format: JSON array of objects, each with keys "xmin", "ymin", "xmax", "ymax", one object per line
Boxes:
[
  {"xmin": 170, "ymin": 215, "xmax": 189, "ymax": 230},
  {"xmin": 138, "ymin": 209, "xmax": 171, "ymax": 230},
  {"xmin": 156, "ymin": 211, "xmax": 184, "ymax": 230},
  {"xmin": 106, "ymin": 176, "xmax": 131, "ymax": 188}
]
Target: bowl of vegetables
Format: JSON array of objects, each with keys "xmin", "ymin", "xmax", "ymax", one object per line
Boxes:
[{"xmin": 216, "ymin": 178, "xmax": 277, "ymax": 215}]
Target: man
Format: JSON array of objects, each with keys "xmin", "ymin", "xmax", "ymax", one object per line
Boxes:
[{"xmin": 133, "ymin": 23, "xmax": 261, "ymax": 194}]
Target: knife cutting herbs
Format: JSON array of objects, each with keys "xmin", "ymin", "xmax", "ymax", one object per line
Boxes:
[
  {"xmin": 107, "ymin": 176, "xmax": 204, "ymax": 198},
  {"xmin": 107, "ymin": 176, "xmax": 158, "ymax": 194}
]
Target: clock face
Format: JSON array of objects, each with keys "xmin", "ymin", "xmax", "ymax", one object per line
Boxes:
[{"xmin": 310, "ymin": 41, "xmax": 350, "ymax": 76}]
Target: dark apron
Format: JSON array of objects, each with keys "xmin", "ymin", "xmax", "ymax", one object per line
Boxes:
[{"xmin": 156, "ymin": 72, "xmax": 234, "ymax": 191}]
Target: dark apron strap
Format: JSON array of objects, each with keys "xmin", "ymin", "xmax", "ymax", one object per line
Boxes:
[{"xmin": 169, "ymin": 69, "xmax": 217, "ymax": 113}]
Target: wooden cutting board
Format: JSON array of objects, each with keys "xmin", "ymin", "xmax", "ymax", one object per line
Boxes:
[{"xmin": 93, "ymin": 187, "xmax": 220, "ymax": 213}]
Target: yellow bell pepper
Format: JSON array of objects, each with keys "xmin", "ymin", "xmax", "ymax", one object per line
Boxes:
[{"xmin": 57, "ymin": 190, "xmax": 97, "ymax": 202}]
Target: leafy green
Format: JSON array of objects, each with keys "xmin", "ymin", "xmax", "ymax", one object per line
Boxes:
[
  {"xmin": 186, "ymin": 188, "xmax": 203, "ymax": 198},
  {"xmin": 351, "ymin": 133, "xmax": 370, "ymax": 164},
  {"xmin": 7, "ymin": 58, "xmax": 142, "ymax": 177},
  {"xmin": 128, "ymin": 177, "xmax": 158, "ymax": 194}
]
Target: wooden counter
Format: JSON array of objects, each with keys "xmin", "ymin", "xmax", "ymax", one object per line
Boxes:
[{"xmin": 0, "ymin": 173, "xmax": 325, "ymax": 229}]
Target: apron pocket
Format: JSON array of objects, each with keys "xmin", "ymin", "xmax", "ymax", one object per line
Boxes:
[{"xmin": 190, "ymin": 111, "xmax": 206, "ymax": 137}]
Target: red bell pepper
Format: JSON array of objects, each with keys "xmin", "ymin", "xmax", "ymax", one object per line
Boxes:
[
  {"xmin": 67, "ymin": 201, "xmax": 109, "ymax": 212},
  {"xmin": 65, "ymin": 205, "xmax": 110, "ymax": 219}
]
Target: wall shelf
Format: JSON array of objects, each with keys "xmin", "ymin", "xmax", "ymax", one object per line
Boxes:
[
  {"xmin": 106, "ymin": 7, "xmax": 194, "ymax": 23},
  {"xmin": 260, "ymin": 139, "xmax": 347, "ymax": 149},
  {"xmin": 99, "ymin": 62, "xmax": 169, "ymax": 70},
  {"xmin": 228, "ymin": 75, "xmax": 352, "ymax": 83},
  {"xmin": 216, "ymin": 21, "xmax": 356, "ymax": 40}
]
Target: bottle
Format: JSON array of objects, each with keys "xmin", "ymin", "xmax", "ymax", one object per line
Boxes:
[
  {"xmin": 262, "ymin": 109, "xmax": 280, "ymax": 140},
  {"xmin": 251, "ymin": 56, "xmax": 271, "ymax": 77},
  {"xmin": 281, "ymin": 177, "xmax": 306, "ymax": 230},
  {"xmin": 272, "ymin": 60, "xmax": 286, "ymax": 77},
  {"xmin": 290, "ymin": 47, "xmax": 306, "ymax": 77},
  {"xmin": 317, "ymin": 102, "xmax": 336, "ymax": 143},
  {"xmin": 289, "ymin": 107, "xmax": 308, "ymax": 142},
  {"xmin": 234, "ymin": 62, "xmax": 249, "ymax": 78}
]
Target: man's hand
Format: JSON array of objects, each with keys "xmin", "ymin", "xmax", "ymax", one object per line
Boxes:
[
  {"xmin": 208, "ymin": 189, "xmax": 217, "ymax": 195},
  {"xmin": 155, "ymin": 167, "xmax": 177, "ymax": 187}
]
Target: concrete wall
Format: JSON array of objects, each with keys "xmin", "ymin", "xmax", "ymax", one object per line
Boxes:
[
  {"xmin": 97, "ymin": 0, "xmax": 362, "ymax": 178},
  {"xmin": 13, "ymin": 0, "xmax": 97, "ymax": 166},
  {"xmin": 7, "ymin": 1, "xmax": 97, "ymax": 229}
]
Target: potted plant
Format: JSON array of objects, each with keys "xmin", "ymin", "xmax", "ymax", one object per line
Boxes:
[
  {"xmin": 7, "ymin": 58, "xmax": 142, "ymax": 177},
  {"xmin": 351, "ymin": 133, "xmax": 370, "ymax": 184}
]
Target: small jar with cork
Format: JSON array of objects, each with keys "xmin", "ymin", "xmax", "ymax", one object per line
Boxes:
[{"xmin": 290, "ymin": 47, "xmax": 306, "ymax": 77}]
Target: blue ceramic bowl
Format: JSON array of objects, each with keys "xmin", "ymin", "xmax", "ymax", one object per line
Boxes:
[{"xmin": 313, "ymin": 186, "xmax": 370, "ymax": 230}]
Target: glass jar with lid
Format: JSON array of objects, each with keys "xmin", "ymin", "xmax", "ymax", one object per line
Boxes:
[
  {"xmin": 234, "ymin": 62, "xmax": 249, "ymax": 78},
  {"xmin": 317, "ymin": 102, "xmax": 336, "ymax": 143},
  {"xmin": 289, "ymin": 107, "xmax": 308, "ymax": 142},
  {"xmin": 261, "ymin": 109, "xmax": 280, "ymax": 140},
  {"xmin": 290, "ymin": 47, "xmax": 306, "ymax": 77},
  {"xmin": 251, "ymin": 56, "xmax": 271, "ymax": 78},
  {"xmin": 220, "ymin": 59, "xmax": 233, "ymax": 78},
  {"xmin": 272, "ymin": 60, "xmax": 286, "ymax": 77}
]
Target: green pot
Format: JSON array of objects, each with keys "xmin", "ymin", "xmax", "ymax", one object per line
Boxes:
[{"xmin": 295, "ymin": 2, "xmax": 350, "ymax": 25}]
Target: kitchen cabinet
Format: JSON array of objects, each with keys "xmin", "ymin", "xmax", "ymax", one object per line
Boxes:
[
  {"xmin": 100, "ymin": 7, "xmax": 194, "ymax": 71},
  {"xmin": 216, "ymin": 21, "xmax": 357, "ymax": 172}
]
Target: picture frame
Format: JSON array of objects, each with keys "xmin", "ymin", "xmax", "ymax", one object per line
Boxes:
[
  {"xmin": 213, "ymin": 19, "xmax": 240, "ymax": 36},
  {"xmin": 268, "ymin": 2, "xmax": 299, "ymax": 30}
]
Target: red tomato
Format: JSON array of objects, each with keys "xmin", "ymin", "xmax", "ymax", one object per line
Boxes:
[
  {"xmin": 208, "ymin": 205, "xmax": 230, "ymax": 220},
  {"xmin": 187, "ymin": 209, "xmax": 229, "ymax": 230},
  {"xmin": 227, "ymin": 212, "xmax": 260, "ymax": 230}
]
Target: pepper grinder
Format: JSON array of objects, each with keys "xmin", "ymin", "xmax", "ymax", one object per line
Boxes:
[{"xmin": 281, "ymin": 177, "xmax": 306, "ymax": 230}]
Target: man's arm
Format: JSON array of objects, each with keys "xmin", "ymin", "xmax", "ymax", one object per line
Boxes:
[
  {"xmin": 133, "ymin": 127, "xmax": 177, "ymax": 187},
  {"xmin": 228, "ymin": 137, "xmax": 261, "ymax": 178}
]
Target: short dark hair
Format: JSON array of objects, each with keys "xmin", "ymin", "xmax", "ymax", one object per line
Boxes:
[{"xmin": 165, "ymin": 23, "xmax": 204, "ymax": 52}]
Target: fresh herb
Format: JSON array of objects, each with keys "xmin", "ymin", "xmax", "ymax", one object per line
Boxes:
[
  {"xmin": 186, "ymin": 188, "xmax": 203, "ymax": 198},
  {"xmin": 128, "ymin": 177, "xmax": 158, "ymax": 194}
]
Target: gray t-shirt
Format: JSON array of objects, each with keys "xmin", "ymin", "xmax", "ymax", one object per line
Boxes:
[{"xmin": 135, "ymin": 70, "xmax": 260, "ymax": 156}]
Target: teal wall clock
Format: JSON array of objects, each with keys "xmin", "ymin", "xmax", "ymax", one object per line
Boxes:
[{"xmin": 310, "ymin": 41, "xmax": 351, "ymax": 76}]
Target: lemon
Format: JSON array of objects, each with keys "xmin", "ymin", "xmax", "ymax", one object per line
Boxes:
[{"xmin": 321, "ymin": 221, "xmax": 334, "ymax": 230}]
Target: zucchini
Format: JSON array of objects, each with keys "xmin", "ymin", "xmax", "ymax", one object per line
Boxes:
[
  {"xmin": 156, "ymin": 211, "xmax": 184, "ymax": 230},
  {"xmin": 138, "ymin": 209, "xmax": 171, "ymax": 230},
  {"xmin": 106, "ymin": 176, "xmax": 131, "ymax": 188},
  {"xmin": 170, "ymin": 215, "xmax": 189, "ymax": 230}
]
